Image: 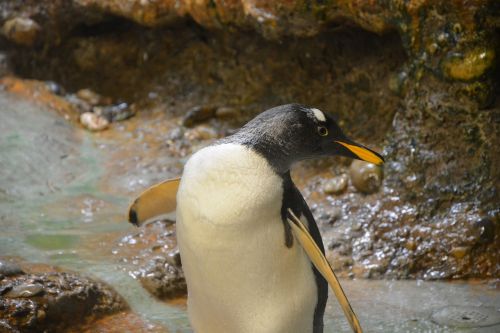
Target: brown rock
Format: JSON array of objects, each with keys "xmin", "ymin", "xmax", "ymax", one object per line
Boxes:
[
  {"xmin": 324, "ymin": 174, "xmax": 348, "ymax": 195},
  {"xmin": 1, "ymin": 17, "xmax": 41, "ymax": 46}
]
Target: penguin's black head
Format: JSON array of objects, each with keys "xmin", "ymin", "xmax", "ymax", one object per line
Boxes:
[{"xmin": 230, "ymin": 103, "xmax": 384, "ymax": 173}]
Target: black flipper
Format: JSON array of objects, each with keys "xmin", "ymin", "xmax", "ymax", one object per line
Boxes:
[{"xmin": 281, "ymin": 172, "xmax": 328, "ymax": 333}]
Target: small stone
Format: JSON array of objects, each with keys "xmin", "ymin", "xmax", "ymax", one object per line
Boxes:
[
  {"xmin": 1, "ymin": 17, "xmax": 41, "ymax": 46},
  {"xmin": 182, "ymin": 105, "xmax": 217, "ymax": 127},
  {"xmin": 80, "ymin": 112, "xmax": 109, "ymax": 131},
  {"xmin": 327, "ymin": 253, "xmax": 353, "ymax": 271},
  {"xmin": 93, "ymin": 103, "xmax": 135, "ymax": 122},
  {"xmin": 351, "ymin": 221, "xmax": 363, "ymax": 231},
  {"xmin": 0, "ymin": 53, "xmax": 9, "ymax": 77},
  {"xmin": 36, "ymin": 308, "xmax": 46, "ymax": 321},
  {"xmin": 5, "ymin": 283, "xmax": 44, "ymax": 298},
  {"xmin": 0, "ymin": 261, "xmax": 24, "ymax": 277},
  {"xmin": 65, "ymin": 94, "xmax": 92, "ymax": 114},
  {"xmin": 166, "ymin": 249, "xmax": 181, "ymax": 267},
  {"xmin": 76, "ymin": 89, "xmax": 106, "ymax": 106},
  {"xmin": 351, "ymin": 263, "xmax": 369, "ymax": 278},
  {"xmin": 473, "ymin": 218, "xmax": 495, "ymax": 245},
  {"xmin": 324, "ymin": 174, "xmax": 348, "ymax": 194},
  {"xmin": 215, "ymin": 106, "xmax": 239, "ymax": 118},
  {"xmin": 349, "ymin": 160, "xmax": 383, "ymax": 194},
  {"xmin": 450, "ymin": 246, "xmax": 469, "ymax": 259},
  {"xmin": 187, "ymin": 125, "xmax": 218, "ymax": 140},
  {"xmin": 44, "ymin": 81, "xmax": 65, "ymax": 96},
  {"xmin": 405, "ymin": 240, "xmax": 417, "ymax": 251}
]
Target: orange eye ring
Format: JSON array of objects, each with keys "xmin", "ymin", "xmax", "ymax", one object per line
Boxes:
[{"xmin": 318, "ymin": 126, "xmax": 328, "ymax": 136}]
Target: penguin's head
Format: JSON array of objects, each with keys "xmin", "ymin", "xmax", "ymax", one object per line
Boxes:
[{"xmin": 231, "ymin": 103, "xmax": 383, "ymax": 173}]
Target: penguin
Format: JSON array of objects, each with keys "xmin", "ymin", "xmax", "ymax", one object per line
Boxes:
[{"xmin": 129, "ymin": 104, "xmax": 383, "ymax": 333}]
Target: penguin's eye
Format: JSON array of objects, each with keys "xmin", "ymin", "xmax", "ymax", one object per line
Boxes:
[{"xmin": 317, "ymin": 126, "xmax": 328, "ymax": 136}]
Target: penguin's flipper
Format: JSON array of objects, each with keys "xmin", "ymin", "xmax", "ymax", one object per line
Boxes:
[
  {"xmin": 128, "ymin": 177, "xmax": 181, "ymax": 226},
  {"xmin": 287, "ymin": 208, "xmax": 363, "ymax": 333}
]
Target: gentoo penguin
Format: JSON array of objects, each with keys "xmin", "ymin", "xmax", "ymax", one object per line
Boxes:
[{"xmin": 129, "ymin": 104, "xmax": 383, "ymax": 333}]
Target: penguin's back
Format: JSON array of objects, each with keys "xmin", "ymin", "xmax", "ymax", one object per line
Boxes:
[{"xmin": 177, "ymin": 143, "xmax": 318, "ymax": 333}]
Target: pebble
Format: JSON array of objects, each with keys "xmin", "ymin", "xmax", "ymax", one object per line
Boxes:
[
  {"xmin": 474, "ymin": 218, "xmax": 495, "ymax": 245},
  {"xmin": 450, "ymin": 246, "xmax": 469, "ymax": 259},
  {"xmin": 327, "ymin": 253, "xmax": 353, "ymax": 271},
  {"xmin": 80, "ymin": 112, "xmax": 109, "ymax": 131},
  {"xmin": 349, "ymin": 160, "xmax": 383, "ymax": 194},
  {"xmin": 215, "ymin": 106, "xmax": 239, "ymax": 119},
  {"xmin": 0, "ymin": 261, "xmax": 24, "ymax": 277},
  {"xmin": 324, "ymin": 174, "xmax": 348, "ymax": 194},
  {"xmin": 405, "ymin": 240, "xmax": 417, "ymax": 251},
  {"xmin": 65, "ymin": 94, "xmax": 92, "ymax": 113},
  {"xmin": 186, "ymin": 124, "xmax": 218, "ymax": 141},
  {"xmin": 1, "ymin": 17, "xmax": 41, "ymax": 46},
  {"xmin": 165, "ymin": 249, "xmax": 181, "ymax": 267},
  {"xmin": 44, "ymin": 81, "xmax": 65, "ymax": 96},
  {"xmin": 93, "ymin": 102, "xmax": 135, "ymax": 122},
  {"xmin": 76, "ymin": 88, "xmax": 107, "ymax": 106},
  {"xmin": 182, "ymin": 105, "xmax": 217, "ymax": 127},
  {"xmin": 5, "ymin": 283, "xmax": 44, "ymax": 298}
]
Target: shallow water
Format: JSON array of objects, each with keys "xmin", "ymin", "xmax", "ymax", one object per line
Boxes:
[{"xmin": 0, "ymin": 91, "xmax": 498, "ymax": 332}]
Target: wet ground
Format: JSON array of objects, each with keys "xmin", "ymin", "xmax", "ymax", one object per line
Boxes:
[{"xmin": 1, "ymin": 86, "xmax": 499, "ymax": 332}]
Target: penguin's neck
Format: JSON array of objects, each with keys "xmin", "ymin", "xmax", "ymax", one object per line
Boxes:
[{"xmin": 222, "ymin": 132, "xmax": 297, "ymax": 175}]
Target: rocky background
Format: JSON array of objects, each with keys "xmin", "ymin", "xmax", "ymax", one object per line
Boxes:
[{"xmin": 0, "ymin": 1, "xmax": 499, "ymax": 329}]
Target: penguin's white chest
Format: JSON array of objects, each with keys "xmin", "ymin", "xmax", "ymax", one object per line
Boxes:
[{"xmin": 177, "ymin": 143, "xmax": 317, "ymax": 333}]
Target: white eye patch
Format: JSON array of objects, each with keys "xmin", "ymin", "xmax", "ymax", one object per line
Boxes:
[{"xmin": 311, "ymin": 108, "xmax": 326, "ymax": 122}]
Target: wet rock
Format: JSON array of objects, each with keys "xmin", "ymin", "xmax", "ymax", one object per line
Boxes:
[
  {"xmin": 349, "ymin": 160, "xmax": 383, "ymax": 194},
  {"xmin": 44, "ymin": 81, "xmax": 65, "ymax": 96},
  {"xmin": 450, "ymin": 246, "xmax": 469, "ymax": 260},
  {"xmin": 186, "ymin": 124, "xmax": 218, "ymax": 141},
  {"xmin": 473, "ymin": 218, "xmax": 496, "ymax": 245},
  {"xmin": 0, "ymin": 53, "xmax": 11, "ymax": 77},
  {"xmin": 182, "ymin": 105, "xmax": 217, "ymax": 127},
  {"xmin": 215, "ymin": 106, "xmax": 240, "ymax": 119},
  {"xmin": 442, "ymin": 48, "xmax": 495, "ymax": 82},
  {"xmin": 1, "ymin": 17, "xmax": 41, "ymax": 46},
  {"xmin": 75, "ymin": 0, "xmax": 184, "ymax": 27},
  {"xmin": 93, "ymin": 102, "xmax": 135, "ymax": 122},
  {"xmin": 0, "ymin": 269, "xmax": 127, "ymax": 333},
  {"xmin": 139, "ymin": 257, "xmax": 187, "ymax": 299},
  {"xmin": 65, "ymin": 94, "xmax": 93, "ymax": 114},
  {"xmin": 324, "ymin": 174, "xmax": 348, "ymax": 195},
  {"xmin": 165, "ymin": 248, "xmax": 181, "ymax": 267},
  {"xmin": 113, "ymin": 220, "xmax": 187, "ymax": 300},
  {"xmin": 0, "ymin": 320, "xmax": 19, "ymax": 333},
  {"xmin": 327, "ymin": 252, "xmax": 353, "ymax": 272},
  {"xmin": 5, "ymin": 283, "xmax": 44, "ymax": 298},
  {"xmin": 76, "ymin": 88, "xmax": 110, "ymax": 106},
  {"xmin": 0, "ymin": 261, "xmax": 23, "ymax": 277},
  {"xmin": 80, "ymin": 112, "xmax": 110, "ymax": 131}
]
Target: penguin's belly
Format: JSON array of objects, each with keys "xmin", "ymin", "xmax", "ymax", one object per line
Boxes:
[{"xmin": 177, "ymin": 144, "xmax": 317, "ymax": 333}]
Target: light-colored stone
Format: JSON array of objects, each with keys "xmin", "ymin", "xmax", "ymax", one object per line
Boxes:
[{"xmin": 80, "ymin": 112, "xmax": 109, "ymax": 131}]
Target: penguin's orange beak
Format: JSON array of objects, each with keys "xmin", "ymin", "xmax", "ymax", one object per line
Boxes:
[{"xmin": 335, "ymin": 140, "xmax": 384, "ymax": 165}]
